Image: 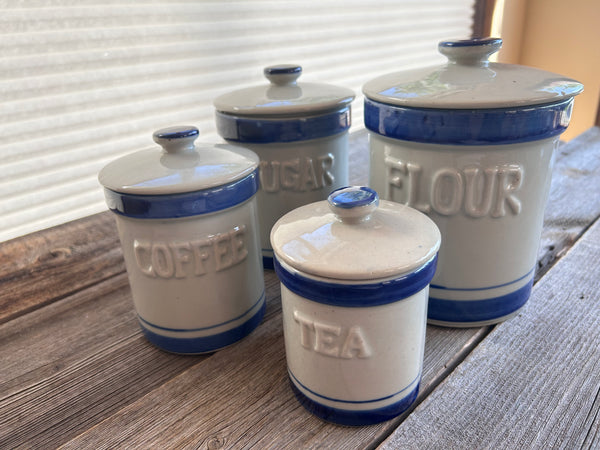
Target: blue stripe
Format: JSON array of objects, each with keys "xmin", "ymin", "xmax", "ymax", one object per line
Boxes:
[
  {"xmin": 139, "ymin": 298, "xmax": 266, "ymax": 354},
  {"xmin": 289, "ymin": 374, "xmax": 419, "ymax": 426},
  {"xmin": 104, "ymin": 168, "xmax": 259, "ymax": 219},
  {"xmin": 138, "ymin": 291, "xmax": 265, "ymax": 333},
  {"xmin": 262, "ymin": 255, "xmax": 275, "ymax": 270},
  {"xmin": 215, "ymin": 107, "xmax": 351, "ymax": 143},
  {"xmin": 430, "ymin": 268, "xmax": 534, "ymax": 291},
  {"xmin": 364, "ymin": 97, "xmax": 573, "ymax": 145},
  {"xmin": 428, "ymin": 276, "xmax": 533, "ymax": 323},
  {"xmin": 274, "ymin": 255, "xmax": 437, "ymax": 307}
]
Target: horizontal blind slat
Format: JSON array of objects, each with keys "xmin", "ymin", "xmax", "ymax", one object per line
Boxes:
[{"xmin": 0, "ymin": 0, "xmax": 475, "ymax": 242}]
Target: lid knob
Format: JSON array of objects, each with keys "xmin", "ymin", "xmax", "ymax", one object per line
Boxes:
[
  {"xmin": 153, "ymin": 126, "xmax": 199, "ymax": 154},
  {"xmin": 438, "ymin": 38, "xmax": 502, "ymax": 66},
  {"xmin": 264, "ymin": 64, "xmax": 302, "ymax": 86},
  {"xmin": 328, "ymin": 186, "xmax": 379, "ymax": 223}
]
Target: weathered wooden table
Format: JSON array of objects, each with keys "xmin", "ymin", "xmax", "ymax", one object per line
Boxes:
[{"xmin": 2, "ymin": 127, "xmax": 600, "ymax": 449}]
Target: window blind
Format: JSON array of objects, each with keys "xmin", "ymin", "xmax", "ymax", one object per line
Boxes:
[{"xmin": 0, "ymin": 0, "xmax": 475, "ymax": 243}]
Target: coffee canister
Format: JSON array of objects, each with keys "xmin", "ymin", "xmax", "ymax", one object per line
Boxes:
[
  {"xmin": 214, "ymin": 64, "xmax": 355, "ymax": 269},
  {"xmin": 271, "ymin": 186, "xmax": 441, "ymax": 425},
  {"xmin": 98, "ymin": 126, "xmax": 265, "ymax": 353},
  {"xmin": 363, "ymin": 38, "xmax": 583, "ymax": 327}
]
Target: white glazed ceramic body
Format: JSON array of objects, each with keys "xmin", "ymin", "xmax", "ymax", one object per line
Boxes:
[
  {"xmin": 114, "ymin": 197, "xmax": 265, "ymax": 353},
  {"xmin": 270, "ymin": 186, "xmax": 440, "ymax": 425},
  {"xmin": 227, "ymin": 133, "xmax": 349, "ymax": 267},
  {"xmin": 214, "ymin": 64, "xmax": 355, "ymax": 269},
  {"xmin": 279, "ymin": 262, "xmax": 429, "ymax": 426},
  {"xmin": 369, "ymin": 134, "xmax": 556, "ymax": 326},
  {"xmin": 99, "ymin": 126, "xmax": 265, "ymax": 353},
  {"xmin": 363, "ymin": 38, "xmax": 583, "ymax": 327}
]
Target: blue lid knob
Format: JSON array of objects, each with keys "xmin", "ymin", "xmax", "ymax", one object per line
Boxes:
[
  {"xmin": 153, "ymin": 126, "xmax": 199, "ymax": 154},
  {"xmin": 328, "ymin": 186, "xmax": 379, "ymax": 222},
  {"xmin": 264, "ymin": 64, "xmax": 302, "ymax": 85}
]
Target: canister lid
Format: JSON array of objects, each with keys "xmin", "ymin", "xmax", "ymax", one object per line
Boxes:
[
  {"xmin": 98, "ymin": 126, "xmax": 260, "ymax": 219},
  {"xmin": 362, "ymin": 38, "xmax": 583, "ymax": 109},
  {"xmin": 214, "ymin": 64, "xmax": 355, "ymax": 116},
  {"xmin": 99, "ymin": 126, "xmax": 258, "ymax": 195},
  {"xmin": 270, "ymin": 186, "xmax": 441, "ymax": 281}
]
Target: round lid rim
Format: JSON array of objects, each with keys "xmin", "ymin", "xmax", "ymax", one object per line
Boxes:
[
  {"xmin": 270, "ymin": 200, "xmax": 442, "ymax": 281},
  {"xmin": 98, "ymin": 142, "xmax": 260, "ymax": 195},
  {"xmin": 362, "ymin": 63, "xmax": 584, "ymax": 110}
]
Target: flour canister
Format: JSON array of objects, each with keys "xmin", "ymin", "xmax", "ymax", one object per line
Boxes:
[
  {"xmin": 98, "ymin": 126, "xmax": 265, "ymax": 353},
  {"xmin": 363, "ymin": 38, "xmax": 583, "ymax": 327},
  {"xmin": 271, "ymin": 186, "xmax": 441, "ymax": 425},
  {"xmin": 214, "ymin": 64, "xmax": 355, "ymax": 269}
]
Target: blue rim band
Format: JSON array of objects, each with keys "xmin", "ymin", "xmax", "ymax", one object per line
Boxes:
[
  {"xmin": 274, "ymin": 255, "xmax": 437, "ymax": 307},
  {"xmin": 139, "ymin": 298, "xmax": 265, "ymax": 354},
  {"xmin": 289, "ymin": 375, "xmax": 419, "ymax": 426},
  {"xmin": 215, "ymin": 107, "xmax": 351, "ymax": 143},
  {"xmin": 104, "ymin": 168, "xmax": 259, "ymax": 219},
  {"xmin": 364, "ymin": 97, "xmax": 573, "ymax": 145},
  {"xmin": 428, "ymin": 276, "xmax": 533, "ymax": 323}
]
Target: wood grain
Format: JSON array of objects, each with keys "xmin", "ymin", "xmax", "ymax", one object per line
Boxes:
[
  {"xmin": 0, "ymin": 211, "xmax": 124, "ymax": 325},
  {"xmin": 1, "ymin": 128, "xmax": 599, "ymax": 448},
  {"xmin": 379, "ymin": 217, "xmax": 600, "ymax": 449}
]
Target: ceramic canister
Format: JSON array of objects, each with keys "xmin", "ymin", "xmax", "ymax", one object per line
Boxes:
[
  {"xmin": 213, "ymin": 64, "xmax": 355, "ymax": 269},
  {"xmin": 363, "ymin": 38, "xmax": 583, "ymax": 327},
  {"xmin": 271, "ymin": 186, "xmax": 441, "ymax": 426},
  {"xmin": 98, "ymin": 126, "xmax": 265, "ymax": 354}
]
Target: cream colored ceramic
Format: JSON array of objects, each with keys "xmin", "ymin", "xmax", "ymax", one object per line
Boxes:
[
  {"xmin": 214, "ymin": 64, "xmax": 355, "ymax": 269},
  {"xmin": 98, "ymin": 126, "xmax": 265, "ymax": 353},
  {"xmin": 363, "ymin": 38, "xmax": 583, "ymax": 327},
  {"xmin": 271, "ymin": 186, "xmax": 441, "ymax": 425}
]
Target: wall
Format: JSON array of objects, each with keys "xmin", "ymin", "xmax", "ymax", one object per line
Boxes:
[{"xmin": 495, "ymin": 0, "xmax": 600, "ymax": 141}]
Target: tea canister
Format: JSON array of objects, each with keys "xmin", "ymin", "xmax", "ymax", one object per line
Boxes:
[
  {"xmin": 271, "ymin": 186, "xmax": 441, "ymax": 426},
  {"xmin": 214, "ymin": 64, "xmax": 355, "ymax": 269},
  {"xmin": 363, "ymin": 38, "xmax": 583, "ymax": 327},
  {"xmin": 98, "ymin": 126, "xmax": 265, "ymax": 354}
]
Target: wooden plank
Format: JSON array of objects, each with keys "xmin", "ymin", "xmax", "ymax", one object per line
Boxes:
[
  {"xmin": 58, "ymin": 273, "xmax": 489, "ymax": 449},
  {"xmin": 2, "ymin": 128, "xmax": 599, "ymax": 448},
  {"xmin": 379, "ymin": 216, "xmax": 600, "ymax": 449},
  {"xmin": 0, "ymin": 274, "xmax": 207, "ymax": 449},
  {"xmin": 0, "ymin": 211, "xmax": 124, "ymax": 325},
  {"xmin": 537, "ymin": 127, "xmax": 600, "ymax": 280}
]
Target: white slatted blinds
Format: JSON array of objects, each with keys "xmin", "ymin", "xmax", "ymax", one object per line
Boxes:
[{"xmin": 0, "ymin": 0, "xmax": 475, "ymax": 243}]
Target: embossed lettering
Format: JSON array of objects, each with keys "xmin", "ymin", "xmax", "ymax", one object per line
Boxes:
[
  {"xmin": 384, "ymin": 156, "xmax": 523, "ymax": 218},
  {"xmin": 133, "ymin": 225, "xmax": 248, "ymax": 279},
  {"xmin": 293, "ymin": 310, "xmax": 371, "ymax": 359},
  {"xmin": 492, "ymin": 165, "xmax": 523, "ymax": 217},
  {"xmin": 259, "ymin": 154, "xmax": 335, "ymax": 193}
]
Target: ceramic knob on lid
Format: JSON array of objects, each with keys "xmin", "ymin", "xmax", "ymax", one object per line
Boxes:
[
  {"xmin": 363, "ymin": 38, "xmax": 583, "ymax": 327},
  {"xmin": 214, "ymin": 65, "xmax": 356, "ymax": 269},
  {"xmin": 98, "ymin": 126, "xmax": 265, "ymax": 354},
  {"xmin": 271, "ymin": 186, "xmax": 440, "ymax": 425}
]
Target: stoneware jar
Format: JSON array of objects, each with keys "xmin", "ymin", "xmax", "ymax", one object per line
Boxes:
[
  {"xmin": 98, "ymin": 126, "xmax": 265, "ymax": 353},
  {"xmin": 270, "ymin": 186, "xmax": 441, "ymax": 426},
  {"xmin": 214, "ymin": 64, "xmax": 355, "ymax": 269},
  {"xmin": 363, "ymin": 38, "xmax": 583, "ymax": 327}
]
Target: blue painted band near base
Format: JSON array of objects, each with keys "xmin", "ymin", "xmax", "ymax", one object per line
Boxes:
[
  {"xmin": 139, "ymin": 299, "xmax": 265, "ymax": 354},
  {"xmin": 262, "ymin": 255, "xmax": 274, "ymax": 270},
  {"xmin": 364, "ymin": 97, "xmax": 573, "ymax": 145},
  {"xmin": 428, "ymin": 276, "xmax": 533, "ymax": 323},
  {"xmin": 274, "ymin": 255, "xmax": 437, "ymax": 307},
  {"xmin": 104, "ymin": 168, "xmax": 259, "ymax": 219},
  {"xmin": 215, "ymin": 107, "xmax": 351, "ymax": 143},
  {"xmin": 289, "ymin": 377, "xmax": 419, "ymax": 426}
]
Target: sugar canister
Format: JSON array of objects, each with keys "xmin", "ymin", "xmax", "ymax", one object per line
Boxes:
[
  {"xmin": 98, "ymin": 126, "xmax": 265, "ymax": 353},
  {"xmin": 271, "ymin": 186, "xmax": 441, "ymax": 425},
  {"xmin": 214, "ymin": 64, "xmax": 355, "ymax": 269},
  {"xmin": 363, "ymin": 38, "xmax": 583, "ymax": 327}
]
